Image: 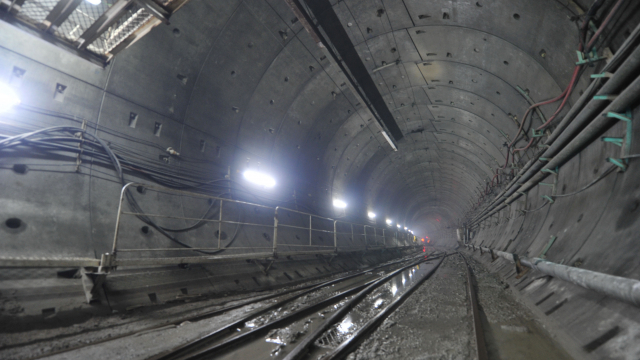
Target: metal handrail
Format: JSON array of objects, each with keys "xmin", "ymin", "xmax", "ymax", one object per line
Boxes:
[{"xmin": 107, "ymin": 183, "xmax": 417, "ymax": 268}]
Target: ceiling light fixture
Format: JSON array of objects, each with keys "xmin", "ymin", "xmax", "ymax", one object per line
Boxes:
[
  {"xmin": 381, "ymin": 131, "xmax": 398, "ymax": 151},
  {"xmin": 333, "ymin": 199, "xmax": 347, "ymax": 208},
  {"xmin": 242, "ymin": 170, "xmax": 276, "ymax": 188},
  {"xmin": 0, "ymin": 82, "xmax": 20, "ymax": 112},
  {"xmin": 367, "ymin": 212, "xmax": 376, "ymax": 219},
  {"xmin": 386, "ymin": 219, "xmax": 393, "ymax": 225},
  {"xmin": 86, "ymin": 0, "xmax": 101, "ymax": 5}
]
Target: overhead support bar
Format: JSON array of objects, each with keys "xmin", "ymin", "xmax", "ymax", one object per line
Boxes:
[
  {"xmin": 41, "ymin": 0, "xmax": 83, "ymax": 32},
  {"xmin": 133, "ymin": 0, "xmax": 170, "ymax": 24},
  {"xmin": 290, "ymin": 0, "xmax": 404, "ymax": 142},
  {"xmin": 76, "ymin": 0, "xmax": 135, "ymax": 50}
]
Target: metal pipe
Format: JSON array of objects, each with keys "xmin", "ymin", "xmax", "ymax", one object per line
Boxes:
[
  {"xmin": 472, "ymin": 71, "xmax": 640, "ymax": 226},
  {"xmin": 468, "ymin": 245, "xmax": 640, "ymax": 307},
  {"xmin": 471, "ymin": 27, "xmax": 640, "ymax": 225},
  {"xmin": 522, "ymin": 258, "xmax": 640, "ymax": 307}
]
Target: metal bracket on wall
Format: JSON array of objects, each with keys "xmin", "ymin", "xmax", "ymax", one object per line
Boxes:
[
  {"xmin": 590, "ymin": 71, "xmax": 614, "ymax": 79},
  {"xmin": 604, "ymin": 111, "xmax": 633, "ymax": 172},
  {"xmin": 490, "ymin": 249, "xmax": 498, "ymax": 262},
  {"xmin": 252, "ymin": 260, "xmax": 274, "ymax": 276},
  {"xmin": 81, "ymin": 268, "xmax": 107, "ymax": 304},
  {"xmin": 513, "ymin": 254, "xmax": 530, "ymax": 279},
  {"xmin": 576, "ymin": 49, "xmax": 606, "ymax": 66},
  {"xmin": 539, "ymin": 235, "xmax": 557, "ymax": 259},
  {"xmin": 540, "ymin": 195, "xmax": 555, "ymax": 204},
  {"xmin": 532, "ymin": 129, "xmax": 544, "ymax": 137}
]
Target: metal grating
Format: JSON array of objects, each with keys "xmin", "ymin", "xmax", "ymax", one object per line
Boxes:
[
  {"xmin": 54, "ymin": 0, "xmax": 111, "ymax": 44},
  {"xmin": 92, "ymin": 4, "xmax": 153, "ymax": 55},
  {"xmin": 14, "ymin": 0, "xmax": 58, "ymax": 26},
  {"xmin": 314, "ymin": 327, "xmax": 341, "ymax": 349},
  {"xmin": 6, "ymin": 0, "xmax": 180, "ymax": 60}
]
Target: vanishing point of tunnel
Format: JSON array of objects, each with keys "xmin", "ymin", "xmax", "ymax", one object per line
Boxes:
[{"xmin": 1, "ymin": 0, "xmax": 640, "ymax": 359}]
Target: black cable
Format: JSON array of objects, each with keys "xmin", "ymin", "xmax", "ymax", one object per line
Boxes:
[{"xmin": 553, "ymin": 164, "xmax": 617, "ymax": 197}]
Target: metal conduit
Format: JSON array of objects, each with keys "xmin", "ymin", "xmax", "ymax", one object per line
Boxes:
[
  {"xmin": 470, "ymin": 54, "xmax": 640, "ymax": 227},
  {"xmin": 470, "ymin": 23, "xmax": 640, "ymax": 225},
  {"xmin": 465, "ymin": 245, "xmax": 640, "ymax": 307}
]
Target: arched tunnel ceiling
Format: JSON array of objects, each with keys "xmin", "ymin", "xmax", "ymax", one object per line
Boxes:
[
  {"xmin": 61, "ymin": 0, "xmax": 588, "ymax": 239},
  {"xmin": 310, "ymin": 0, "xmax": 586, "ymax": 235}
]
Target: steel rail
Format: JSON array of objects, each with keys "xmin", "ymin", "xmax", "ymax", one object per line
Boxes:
[
  {"xmin": 320, "ymin": 255, "xmax": 446, "ymax": 359},
  {"xmin": 31, "ymin": 254, "xmax": 426, "ymax": 360},
  {"xmin": 147, "ymin": 253, "xmax": 433, "ymax": 360},
  {"xmin": 459, "ymin": 253, "xmax": 490, "ymax": 360},
  {"xmin": 282, "ymin": 255, "xmax": 441, "ymax": 360}
]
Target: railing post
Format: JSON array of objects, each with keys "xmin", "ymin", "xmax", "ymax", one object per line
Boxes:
[
  {"xmin": 382, "ymin": 228, "xmax": 385, "ymax": 248},
  {"xmin": 364, "ymin": 225, "xmax": 368, "ymax": 251},
  {"xmin": 309, "ymin": 215, "xmax": 312, "ymax": 246},
  {"xmin": 112, "ymin": 182, "xmax": 135, "ymax": 255},
  {"xmin": 333, "ymin": 220, "xmax": 337, "ymax": 253},
  {"xmin": 218, "ymin": 199, "xmax": 223, "ymax": 249},
  {"xmin": 350, "ymin": 223, "xmax": 354, "ymax": 245},
  {"xmin": 273, "ymin": 207, "xmax": 279, "ymax": 257}
]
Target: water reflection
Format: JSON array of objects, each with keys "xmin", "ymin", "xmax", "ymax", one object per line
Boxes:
[{"xmin": 338, "ymin": 315, "xmax": 354, "ymax": 334}]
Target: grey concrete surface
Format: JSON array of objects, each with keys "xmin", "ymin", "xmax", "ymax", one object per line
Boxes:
[{"xmin": 1, "ymin": 0, "xmax": 639, "ymax": 358}]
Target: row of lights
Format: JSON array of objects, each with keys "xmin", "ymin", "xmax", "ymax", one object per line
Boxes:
[
  {"xmin": 242, "ymin": 170, "xmax": 414, "ymax": 234},
  {"xmin": 1, "ymin": 85, "xmax": 416, "ymax": 235}
]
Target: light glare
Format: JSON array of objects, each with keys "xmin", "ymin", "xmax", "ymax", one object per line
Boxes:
[
  {"xmin": 386, "ymin": 219, "xmax": 393, "ymax": 225},
  {"xmin": 396, "ymin": 224, "xmax": 401, "ymax": 228},
  {"xmin": 0, "ymin": 83, "xmax": 20, "ymax": 112},
  {"xmin": 86, "ymin": 0, "xmax": 101, "ymax": 5},
  {"xmin": 243, "ymin": 170, "xmax": 276, "ymax": 188},
  {"xmin": 367, "ymin": 211, "xmax": 376, "ymax": 218},
  {"xmin": 333, "ymin": 199, "xmax": 347, "ymax": 208}
]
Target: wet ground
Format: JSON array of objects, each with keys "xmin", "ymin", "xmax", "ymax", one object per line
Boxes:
[
  {"xmin": 1, "ymin": 252, "xmax": 578, "ymax": 360},
  {"xmin": 342, "ymin": 254, "xmax": 574, "ymax": 360}
]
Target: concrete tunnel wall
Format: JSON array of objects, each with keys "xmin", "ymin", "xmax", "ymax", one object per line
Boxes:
[
  {"xmin": 1, "ymin": 0, "xmax": 640, "ymax": 355},
  {"xmin": 1, "ymin": 0, "xmax": 603, "ymax": 257}
]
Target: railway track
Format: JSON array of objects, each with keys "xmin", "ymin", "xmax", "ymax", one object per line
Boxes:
[
  {"xmin": 145, "ymin": 250, "xmax": 499, "ymax": 360},
  {"xmin": 17, "ymin": 252, "xmax": 431, "ymax": 360},
  {"xmin": 6, "ymin": 248, "xmax": 583, "ymax": 360},
  {"xmin": 147, "ymin": 251, "xmax": 465, "ymax": 360},
  {"xmin": 12, "ymin": 249, "xmax": 576, "ymax": 360}
]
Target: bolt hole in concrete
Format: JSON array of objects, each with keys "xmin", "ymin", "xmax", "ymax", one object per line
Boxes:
[
  {"xmin": 136, "ymin": 185, "xmax": 146, "ymax": 194},
  {"xmin": 148, "ymin": 293, "xmax": 157, "ymax": 303},
  {"xmin": 12, "ymin": 164, "xmax": 27, "ymax": 174},
  {"xmin": 5, "ymin": 218, "xmax": 22, "ymax": 229},
  {"xmin": 513, "ymin": 13, "xmax": 520, "ymax": 20},
  {"xmin": 141, "ymin": 226, "xmax": 150, "ymax": 234}
]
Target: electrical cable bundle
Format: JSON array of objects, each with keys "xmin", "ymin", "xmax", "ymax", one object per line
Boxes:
[
  {"xmin": 481, "ymin": 0, "xmax": 627, "ymax": 200},
  {"xmin": 0, "ymin": 126, "xmax": 248, "ymax": 255}
]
